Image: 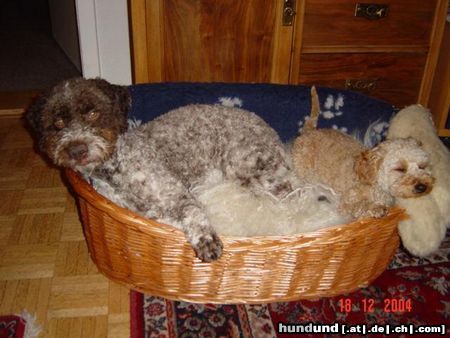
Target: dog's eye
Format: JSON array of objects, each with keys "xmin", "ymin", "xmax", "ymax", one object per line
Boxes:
[
  {"xmin": 87, "ymin": 110, "xmax": 99, "ymax": 121},
  {"xmin": 54, "ymin": 118, "xmax": 65, "ymax": 129},
  {"xmin": 418, "ymin": 164, "xmax": 427, "ymax": 170},
  {"xmin": 394, "ymin": 167, "xmax": 406, "ymax": 173}
]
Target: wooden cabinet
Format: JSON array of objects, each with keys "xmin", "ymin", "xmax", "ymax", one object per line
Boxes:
[
  {"xmin": 130, "ymin": 0, "xmax": 448, "ymax": 107},
  {"xmin": 130, "ymin": 0, "xmax": 293, "ymax": 83},
  {"xmin": 294, "ymin": 0, "xmax": 446, "ymax": 107}
]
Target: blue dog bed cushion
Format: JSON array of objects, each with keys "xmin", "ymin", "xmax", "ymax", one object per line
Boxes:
[{"xmin": 129, "ymin": 83, "xmax": 396, "ymax": 145}]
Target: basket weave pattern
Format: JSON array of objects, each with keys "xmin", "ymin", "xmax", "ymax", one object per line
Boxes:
[{"xmin": 66, "ymin": 169, "xmax": 404, "ymax": 304}]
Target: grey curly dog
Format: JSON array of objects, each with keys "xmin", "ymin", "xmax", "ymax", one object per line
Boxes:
[{"xmin": 26, "ymin": 78, "xmax": 295, "ymax": 261}]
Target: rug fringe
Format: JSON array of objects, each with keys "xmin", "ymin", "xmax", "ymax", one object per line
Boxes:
[{"xmin": 17, "ymin": 311, "xmax": 42, "ymax": 338}]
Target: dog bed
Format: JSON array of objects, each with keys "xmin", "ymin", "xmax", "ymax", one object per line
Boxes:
[{"xmin": 66, "ymin": 83, "xmax": 404, "ymax": 303}]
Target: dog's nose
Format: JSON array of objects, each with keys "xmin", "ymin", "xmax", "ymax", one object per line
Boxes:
[
  {"xmin": 68, "ymin": 143, "xmax": 88, "ymax": 160},
  {"xmin": 318, "ymin": 195, "xmax": 330, "ymax": 203},
  {"xmin": 414, "ymin": 183, "xmax": 427, "ymax": 194}
]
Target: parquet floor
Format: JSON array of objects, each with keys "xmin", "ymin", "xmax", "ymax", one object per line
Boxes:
[{"xmin": 0, "ymin": 116, "xmax": 130, "ymax": 337}]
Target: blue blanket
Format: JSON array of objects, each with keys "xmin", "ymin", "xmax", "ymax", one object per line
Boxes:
[{"xmin": 129, "ymin": 83, "xmax": 396, "ymax": 145}]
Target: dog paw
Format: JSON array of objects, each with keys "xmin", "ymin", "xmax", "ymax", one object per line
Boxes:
[{"xmin": 193, "ymin": 233, "xmax": 223, "ymax": 262}]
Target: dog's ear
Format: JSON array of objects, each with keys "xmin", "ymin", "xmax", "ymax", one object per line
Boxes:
[
  {"xmin": 91, "ymin": 78, "xmax": 131, "ymax": 115},
  {"xmin": 25, "ymin": 92, "xmax": 49, "ymax": 137},
  {"xmin": 354, "ymin": 148, "xmax": 383, "ymax": 184}
]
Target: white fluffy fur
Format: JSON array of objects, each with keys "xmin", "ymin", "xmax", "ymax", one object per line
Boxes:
[
  {"xmin": 387, "ymin": 105, "xmax": 450, "ymax": 257},
  {"xmin": 191, "ymin": 170, "xmax": 349, "ymax": 236}
]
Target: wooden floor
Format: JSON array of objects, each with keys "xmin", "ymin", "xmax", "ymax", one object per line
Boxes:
[{"xmin": 0, "ymin": 115, "xmax": 130, "ymax": 337}]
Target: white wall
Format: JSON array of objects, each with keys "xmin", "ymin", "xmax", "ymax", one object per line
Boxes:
[
  {"xmin": 48, "ymin": 0, "xmax": 82, "ymax": 72},
  {"xmin": 75, "ymin": 0, "xmax": 132, "ymax": 85}
]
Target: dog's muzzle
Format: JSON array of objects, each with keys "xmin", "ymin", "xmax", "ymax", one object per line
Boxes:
[{"xmin": 68, "ymin": 142, "xmax": 88, "ymax": 161}]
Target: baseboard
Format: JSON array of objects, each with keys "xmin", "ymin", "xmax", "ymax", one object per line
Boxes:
[
  {"xmin": 0, "ymin": 90, "xmax": 39, "ymax": 111},
  {"xmin": 0, "ymin": 109, "xmax": 24, "ymax": 118}
]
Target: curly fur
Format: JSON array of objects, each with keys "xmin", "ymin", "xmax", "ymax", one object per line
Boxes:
[
  {"xmin": 387, "ymin": 105, "xmax": 450, "ymax": 257},
  {"xmin": 26, "ymin": 77, "xmax": 130, "ymax": 171},
  {"xmin": 26, "ymin": 77, "xmax": 296, "ymax": 262},
  {"xmin": 291, "ymin": 87, "xmax": 434, "ymax": 220}
]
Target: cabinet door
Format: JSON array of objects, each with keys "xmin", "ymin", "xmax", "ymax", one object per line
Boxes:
[{"xmin": 131, "ymin": 0, "xmax": 295, "ymax": 83}]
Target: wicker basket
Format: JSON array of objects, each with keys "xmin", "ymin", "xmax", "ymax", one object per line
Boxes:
[{"xmin": 65, "ymin": 168, "xmax": 404, "ymax": 304}]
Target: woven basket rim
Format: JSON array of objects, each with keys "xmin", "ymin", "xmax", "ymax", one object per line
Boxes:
[{"xmin": 65, "ymin": 168, "xmax": 405, "ymax": 244}]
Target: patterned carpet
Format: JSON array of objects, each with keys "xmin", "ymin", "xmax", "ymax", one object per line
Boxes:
[
  {"xmin": 0, "ymin": 315, "xmax": 25, "ymax": 338},
  {"xmin": 131, "ymin": 232, "xmax": 449, "ymax": 337}
]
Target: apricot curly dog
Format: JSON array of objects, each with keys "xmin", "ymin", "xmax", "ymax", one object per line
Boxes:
[{"xmin": 291, "ymin": 87, "xmax": 434, "ymax": 219}]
